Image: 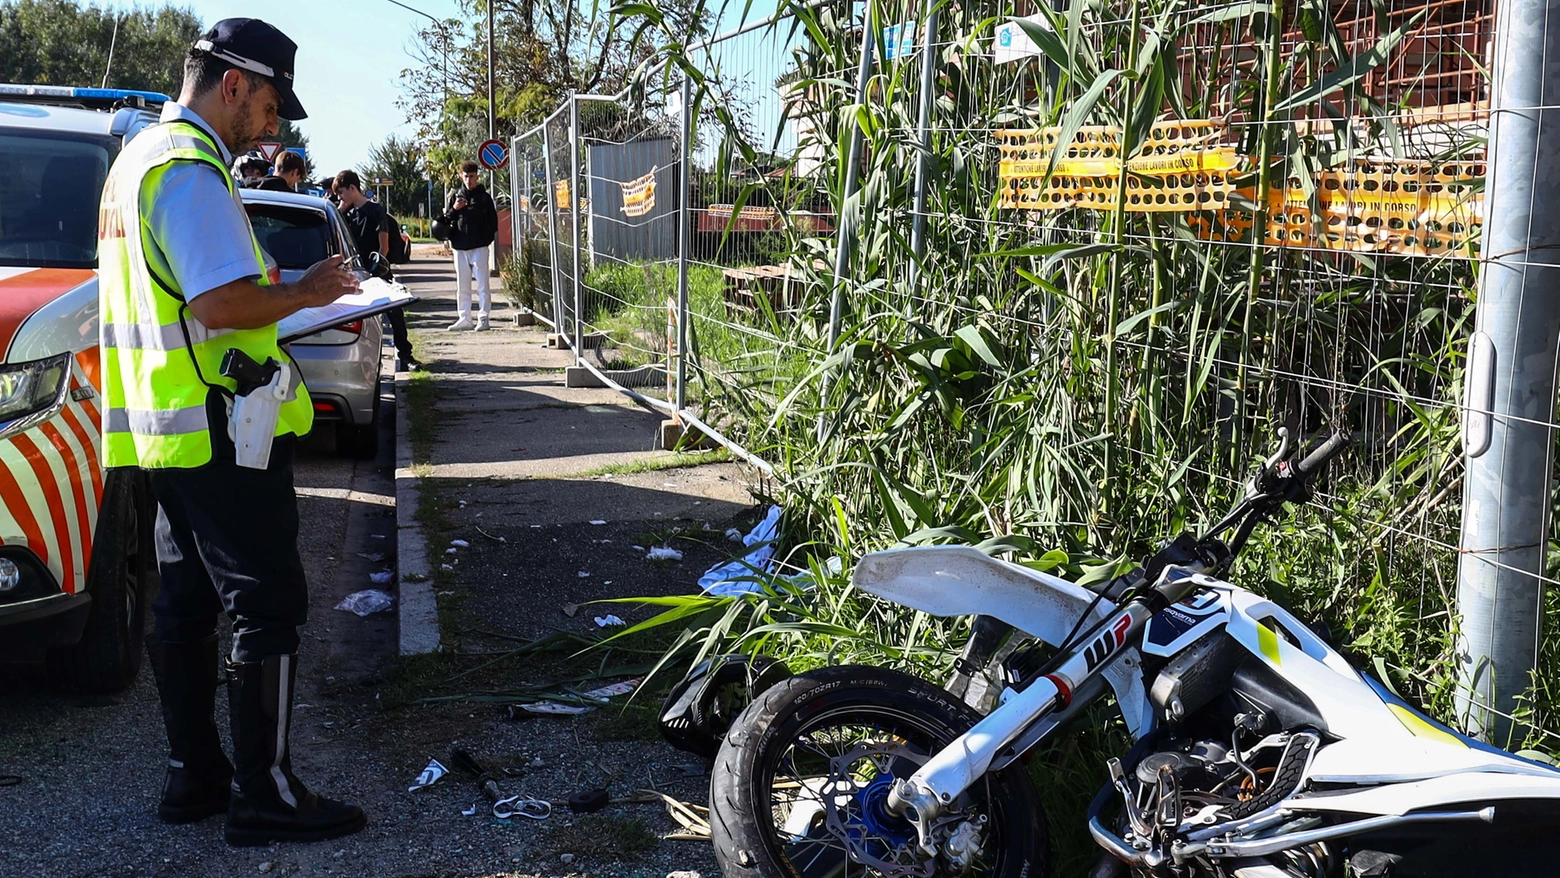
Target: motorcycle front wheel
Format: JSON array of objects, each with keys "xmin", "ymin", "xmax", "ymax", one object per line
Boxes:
[{"xmin": 710, "ymin": 664, "xmax": 1050, "ymax": 878}]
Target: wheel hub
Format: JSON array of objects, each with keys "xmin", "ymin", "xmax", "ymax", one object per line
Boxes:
[{"xmin": 819, "ymin": 742, "xmax": 941, "ymax": 878}]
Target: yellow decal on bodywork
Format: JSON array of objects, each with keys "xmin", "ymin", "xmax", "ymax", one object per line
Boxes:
[
  {"xmin": 1387, "ymin": 704, "xmax": 1467, "ymax": 749},
  {"xmin": 1257, "ymin": 623, "xmax": 1282, "ymax": 665}
]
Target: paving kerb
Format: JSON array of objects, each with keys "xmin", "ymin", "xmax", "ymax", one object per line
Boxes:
[{"xmin": 394, "ymin": 367, "xmax": 440, "ymax": 656}]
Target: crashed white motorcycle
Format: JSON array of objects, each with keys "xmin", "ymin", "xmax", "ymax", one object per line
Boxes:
[{"xmin": 710, "ymin": 430, "xmax": 1560, "ymax": 878}]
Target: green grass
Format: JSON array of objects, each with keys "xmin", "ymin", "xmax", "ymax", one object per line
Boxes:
[{"xmin": 573, "ymin": 448, "xmax": 733, "ymax": 477}]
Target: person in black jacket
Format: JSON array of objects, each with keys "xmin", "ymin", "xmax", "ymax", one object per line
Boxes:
[
  {"xmin": 436, "ymin": 160, "xmax": 498, "ymax": 331},
  {"xmin": 335, "ymin": 170, "xmax": 419, "ymax": 370},
  {"xmin": 256, "ymin": 150, "xmax": 307, "ymax": 192}
]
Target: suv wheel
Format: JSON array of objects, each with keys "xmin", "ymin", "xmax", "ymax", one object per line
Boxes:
[{"xmin": 47, "ymin": 470, "xmax": 155, "ymax": 693}]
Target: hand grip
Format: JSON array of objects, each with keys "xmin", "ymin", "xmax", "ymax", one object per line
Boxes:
[{"xmin": 1294, "ymin": 429, "xmax": 1349, "ymax": 477}]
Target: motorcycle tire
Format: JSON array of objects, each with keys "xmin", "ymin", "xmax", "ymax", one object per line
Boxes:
[{"xmin": 711, "ymin": 664, "xmax": 1050, "ymax": 878}]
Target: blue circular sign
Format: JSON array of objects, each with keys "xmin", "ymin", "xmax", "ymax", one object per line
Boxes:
[{"xmin": 479, "ymin": 139, "xmax": 508, "ymax": 170}]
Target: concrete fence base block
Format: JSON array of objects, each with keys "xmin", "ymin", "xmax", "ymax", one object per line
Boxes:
[
  {"xmin": 659, "ymin": 419, "xmax": 720, "ymax": 451},
  {"xmin": 545, "ymin": 334, "xmax": 569, "ymax": 349},
  {"xmin": 513, "ymin": 311, "xmax": 537, "ymax": 327},
  {"xmin": 566, "ymin": 366, "xmax": 607, "ymax": 388}
]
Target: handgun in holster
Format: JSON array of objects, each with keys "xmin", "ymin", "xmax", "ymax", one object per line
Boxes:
[{"xmin": 219, "ymin": 349, "xmax": 293, "ymax": 470}]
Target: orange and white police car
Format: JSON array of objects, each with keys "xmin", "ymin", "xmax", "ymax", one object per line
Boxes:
[{"xmin": 0, "ymin": 85, "xmax": 168, "ymax": 692}]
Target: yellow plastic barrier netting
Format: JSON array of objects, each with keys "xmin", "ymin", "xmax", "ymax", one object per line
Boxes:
[
  {"xmin": 554, "ymin": 180, "xmax": 571, "ymax": 210},
  {"xmin": 620, "ymin": 168, "xmax": 658, "ymax": 217},
  {"xmin": 998, "ymin": 121, "xmax": 1242, "ymax": 212},
  {"xmin": 1189, "ymin": 159, "xmax": 1485, "ymax": 258}
]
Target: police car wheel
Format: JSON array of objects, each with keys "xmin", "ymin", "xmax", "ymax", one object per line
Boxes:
[{"xmin": 47, "ymin": 470, "xmax": 153, "ymax": 693}]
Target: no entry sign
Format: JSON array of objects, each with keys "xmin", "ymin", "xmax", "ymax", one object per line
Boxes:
[{"xmin": 478, "ymin": 139, "xmax": 508, "ymax": 170}]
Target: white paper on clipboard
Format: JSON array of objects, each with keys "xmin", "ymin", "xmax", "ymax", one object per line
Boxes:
[{"xmin": 277, "ymin": 278, "xmax": 418, "ymax": 343}]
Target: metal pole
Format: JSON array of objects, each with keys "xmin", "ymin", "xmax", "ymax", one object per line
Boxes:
[
  {"xmin": 569, "ymin": 93, "xmax": 583, "ymax": 357},
  {"xmin": 486, "ymin": 1, "xmax": 496, "ymax": 141},
  {"xmin": 675, "ymin": 75, "xmax": 693, "ymax": 413},
  {"xmin": 543, "ymin": 126, "xmax": 564, "ymax": 337},
  {"xmin": 1455, "ymin": 0, "xmax": 1560, "ymax": 745},
  {"xmin": 908, "ymin": 7, "xmax": 941, "ymax": 284}
]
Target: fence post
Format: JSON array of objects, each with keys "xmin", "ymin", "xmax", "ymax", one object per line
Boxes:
[
  {"xmin": 1455, "ymin": 0, "xmax": 1560, "ymax": 744},
  {"xmin": 569, "ymin": 92, "xmax": 584, "ymax": 358},
  {"xmin": 543, "ymin": 123, "xmax": 565, "ymax": 344},
  {"xmin": 908, "ymin": 7, "xmax": 940, "ymax": 282},
  {"xmin": 676, "ymin": 74, "xmax": 693, "ymax": 414}
]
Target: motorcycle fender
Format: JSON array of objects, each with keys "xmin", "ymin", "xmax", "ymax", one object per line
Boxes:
[{"xmin": 853, "ymin": 545, "xmax": 1153, "ymax": 737}]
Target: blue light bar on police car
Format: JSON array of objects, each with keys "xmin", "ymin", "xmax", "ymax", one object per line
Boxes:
[{"xmin": 0, "ymin": 84, "xmax": 170, "ymax": 105}]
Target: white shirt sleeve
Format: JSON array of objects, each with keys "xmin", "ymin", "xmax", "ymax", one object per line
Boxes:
[{"xmin": 142, "ymin": 162, "xmax": 261, "ymax": 301}]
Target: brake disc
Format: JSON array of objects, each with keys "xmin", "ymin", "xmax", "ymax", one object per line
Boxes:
[{"xmin": 818, "ymin": 741, "xmax": 943, "ymax": 878}]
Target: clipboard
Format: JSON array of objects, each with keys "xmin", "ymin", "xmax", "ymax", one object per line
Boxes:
[{"xmin": 277, "ymin": 277, "xmax": 418, "ymax": 343}]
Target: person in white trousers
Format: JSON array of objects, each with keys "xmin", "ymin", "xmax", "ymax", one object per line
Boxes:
[{"xmin": 437, "ymin": 161, "xmax": 498, "ymax": 331}]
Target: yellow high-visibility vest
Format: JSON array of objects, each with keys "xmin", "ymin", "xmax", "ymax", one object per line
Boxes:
[{"xmin": 98, "ymin": 120, "xmax": 312, "ymax": 468}]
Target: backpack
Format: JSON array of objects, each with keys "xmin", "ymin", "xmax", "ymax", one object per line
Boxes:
[{"xmin": 385, "ymin": 215, "xmax": 410, "ymax": 264}]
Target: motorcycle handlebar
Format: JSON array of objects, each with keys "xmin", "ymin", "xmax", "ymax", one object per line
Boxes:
[{"xmin": 1294, "ymin": 429, "xmax": 1350, "ymax": 478}]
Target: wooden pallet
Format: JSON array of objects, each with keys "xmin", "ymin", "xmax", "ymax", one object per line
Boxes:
[{"xmin": 722, "ymin": 265, "xmax": 801, "ymax": 313}]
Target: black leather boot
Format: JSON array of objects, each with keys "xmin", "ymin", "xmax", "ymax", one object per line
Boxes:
[
  {"xmin": 224, "ymin": 654, "xmax": 366, "ymax": 846},
  {"xmin": 145, "ymin": 634, "xmax": 234, "ymax": 823}
]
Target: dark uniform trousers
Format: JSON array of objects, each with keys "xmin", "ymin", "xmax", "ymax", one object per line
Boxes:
[{"xmin": 147, "ymin": 390, "xmax": 308, "ymax": 662}]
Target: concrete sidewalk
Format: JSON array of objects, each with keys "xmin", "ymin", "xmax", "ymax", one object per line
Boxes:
[{"xmin": 390, "ymin": 246, "xmax": 761, "ymax": 653}]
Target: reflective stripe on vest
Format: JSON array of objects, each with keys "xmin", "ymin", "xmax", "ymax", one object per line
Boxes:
[{"xmin": 98, "ymin": 119, "xmax": 313, "ymax": 468}]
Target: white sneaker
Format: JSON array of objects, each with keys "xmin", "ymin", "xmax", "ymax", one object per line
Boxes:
[
  {"xmin": 475, "ymin": 317, "xmax": 491, "ymax": 332},
  {"xmin": 447, "ymin": 317, "xmax": 474, "ymax": 331}
]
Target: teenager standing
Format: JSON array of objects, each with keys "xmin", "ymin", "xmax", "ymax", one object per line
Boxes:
[{"xmin": 437, "ymin": 161, "xmax": 498, "ymax": 330}]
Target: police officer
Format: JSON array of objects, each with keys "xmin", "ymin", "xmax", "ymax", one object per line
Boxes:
[{"xmin": 97, "ymin": 19, "xmax": 366, "ymax": 846}]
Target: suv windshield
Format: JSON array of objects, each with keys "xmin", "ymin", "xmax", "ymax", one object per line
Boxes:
[
  {"xmin": 0, "ymin": 130, "xmax": 115, "ymax": 269},
  {"xmin": 246, "ymin": 203, "xmax": 340, "ymax": 270}
]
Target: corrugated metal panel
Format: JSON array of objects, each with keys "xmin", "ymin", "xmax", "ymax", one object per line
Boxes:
[{"xmin": 586, "ymin": 138, "xmax": 680, "ymax": 264}]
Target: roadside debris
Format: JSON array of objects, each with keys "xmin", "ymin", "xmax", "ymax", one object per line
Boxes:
[
  {"xmin": 408, "ymin": 758, "xmax": 449, "ymax": 792},
  {"xmin": 593, "ymin": 614, "xmax": 625, "ymax": 628},
  {"xmin": 562, "ymin": 603, "xmax": 579, "ymax": 617},
  {"xmin": 589, "ymin": 520, "xmax": 607, "ymax": 525},
  {"xmin": 700, "ymin": 506, "xmax": 781, "ymax": 596},
  {"xmin": 451, "ymin": 539, "xmax": 470, "ymax": 548},
  {"xmin": 334, "ymin": 589, "xmax": 394, "ymax": 616},
  {"xmin": 645, "ymin": 546, "xmax": 683, "ymax": 562},
  {"xmin": 369, "ymin": 570, "xmax": 393, "ymax": 585},
  {"xmin": 502, "ymin": 676, "xmax": 642, "ymax": 716}
]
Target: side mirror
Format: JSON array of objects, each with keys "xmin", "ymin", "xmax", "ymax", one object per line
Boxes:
[{"xmin": 364, "ymin": 251, "xmax": 390, "ymax": 279}]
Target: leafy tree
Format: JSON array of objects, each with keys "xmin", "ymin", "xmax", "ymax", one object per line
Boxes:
[
  {"xmin": 359, "ymin": 134, "xmax": 431, "ymax": 219},
  {"xmin": 0, "ymin": 0, "xmax": 200, "ymax": 95}
]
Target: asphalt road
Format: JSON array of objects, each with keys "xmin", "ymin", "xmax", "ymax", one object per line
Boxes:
[{"xmin": 0, "ymin": 369, "xmax": 400, "ymax": 878}]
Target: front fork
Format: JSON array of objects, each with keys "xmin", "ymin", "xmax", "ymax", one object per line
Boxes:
[{"xmin": 888, "ymin": 599, "xmax": 1158, "ymax": 855}]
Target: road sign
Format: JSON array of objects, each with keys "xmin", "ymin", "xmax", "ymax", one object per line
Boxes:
[
  {"xmin": 284, "ymin": 146, "xmax": 308, "ymax": 160},
  {"xmin": 258, "ymin": 142, "xmax": 283, "ymax": 162},
  {"xmin": 479, "ymin": 139, "xmax": 508, "ymax": 170},
  {"xmin": 882, "ymin": 21, "xmax": 917, "ymax": 60}
]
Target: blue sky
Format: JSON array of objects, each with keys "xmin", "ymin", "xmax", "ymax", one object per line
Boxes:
[{"xmin": 103, "ymin": 0, "xmax": 466, "ymax": 175}]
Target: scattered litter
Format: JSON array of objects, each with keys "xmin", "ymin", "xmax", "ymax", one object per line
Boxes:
[
  {"xmin": 369, "ymin": 570, "xmax": 393, "ymax": 585},
  {"xmin": 441, "ymin": 563, "xmax": 454, "ymax": 570},
  {"xmin": 408, "ymin": 758, "xmax": 449, "ymax": 792},
  {"xmin": 562, "ymin": 603, "xmax": 579, "ymax": 618},
  {"xmin": 258, "ymin": 862, "xmax": 273, "ymax": 874},
  {"xmin": 701, "ymin": 506, "xmax": 783, "ymax": 596},
  {"xmin": 334, "ymin": 590, "xmax": 394, "ymax": 616},
  {"xmin": 446, "ymin": 548, "xmax": 458, "ymax": 555},
  {"xmin": 458, "ymin": 500, "xmax": 467, "ymax": 508},
  {"xmin": 725, "ymin": 528, "xmax": 743, "ymax": 542},
  {"xmin": 560, "ymin": 853, "xmax": 576, "ymax": 864},
  {"xmin": 589, "ymin": 520, "xmax": 607, "ymax": 525},
  {"xmin": 461, "ymin": 804, "xmax": 478, "ymax": 816},
  {"xmin": 693, "ymin": 500, "xmax": 702, "ymax": 505},
  {"xmin": 515, "ymin": 701, "xmax": 595, "ymax": 716},
  {"xmin": 438, "ymin": 590, "xmax": 455, "ymax": 596},
  {"xmin": 668, "ymin": 872, "xmax": 703, "ymax": 878},
  {"xmin": 495, "ymin": 795, "xmax": 552, "ymax": 820},
  {"xmin": 530, "ymin": 756, "xmax": 546, "ymax": 768},
  {"xmin": 371, "ymin": 534, "xmax": 386, "ymax": 539},
  {"xmin": 568, "ymin": 788, "xmax": 610, "ymax": 814},
  {"xmin": 450, "ymin": 539, "xmax": 470, "ymax": 548},
  {"xmin": 577, "ymin": 571, "xmax": 591, "ymax": 578},
  {"xmin": 663, "ymin": 482, "xmax": 677, "ymax": 487},
  {"xmin": 646, "ymin": 546, "xmax": 684, "ymax": 562},
  {"xmin": 603, "ymin": 580, "xmax": 613, "ymax": 586},
  {"xmin": 632, "ymin": 545, "xmax": 645, "ymax": 551},
  {"xmin": 584, "ymin": 679, "xmax": 639, "ymax": 697},
  {"xmin": 356, "ymin": 552, "xmax": 385, "ymax": 562},
  {"xmin": 594, "ymin": 614, "xmax": 626, "ymax": 628},
  {"xmin": 476, "ymin": 525, "xmax": 506, "ymax": 543},
  {"xmin": 530, "ymin": 524, "xmax": 542, "ymax": 528}
]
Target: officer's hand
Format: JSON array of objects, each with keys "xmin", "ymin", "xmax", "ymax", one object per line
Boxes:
[{"xmin": 296, "ymin": 255, "xmax": 360, "ymax": 306}]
